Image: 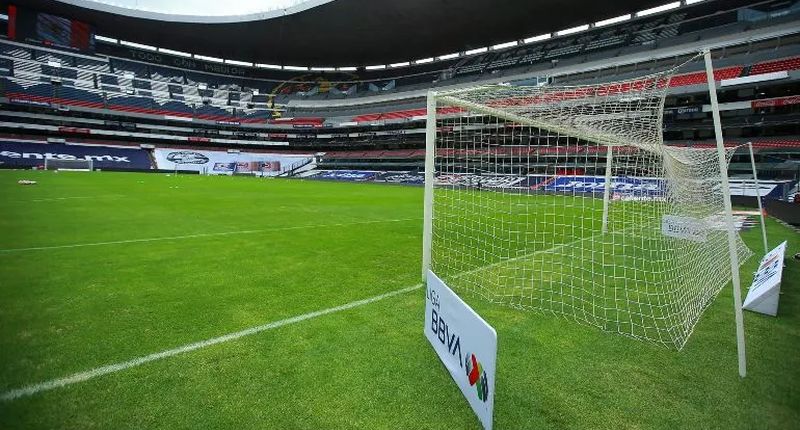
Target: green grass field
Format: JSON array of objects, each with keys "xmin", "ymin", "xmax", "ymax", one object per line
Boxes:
[{"xmin": 0, "ymin": 170, "xmax": 798, "ymax": 429}]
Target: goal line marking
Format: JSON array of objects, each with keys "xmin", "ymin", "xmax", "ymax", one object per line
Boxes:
[
  {"xmin": 0, "ymin": 284, "xmax": 423, "ymax": 402},
  {"xmin": 0, "ymin": 217, "xmax": 421, "ymax": 254}
]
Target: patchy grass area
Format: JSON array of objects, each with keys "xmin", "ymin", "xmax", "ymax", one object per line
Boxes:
[{"xmin": 0, "ymin": 170, "xmax": 797, "ymax": 429}]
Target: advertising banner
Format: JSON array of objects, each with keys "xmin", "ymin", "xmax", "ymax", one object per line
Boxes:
[
  {"xmin": 0, "ymin": 141, "xmax": 152, "ymax": 169},
  {"xmin": 542, "ymin": 176, "xmax": 665, "ymax": 197},
  {"xmin": 376, "ymin": 171, "xmax": 424, "ymax": 185},
  {"xmin": 743, "ymin": 241, "xmax": 787, "ymax": 316},
  {"xmin": 436, "ymin": 174, "xmax": 527, "ymax": 189},
  {"xmin": 661, "ymin": 215, "xmax": 708, "ymax": 242},
  {"xmin": 310, "ymin": 170, "xmax": 380, "ymax": 181},
  {"xmin": 664, "ymin": 105, "xmax": 702, "ymax": 116},
  {"xmin": 425, "ymin": 271, "xmax": 497, "ymax": 430},
  {"xmin": 153, "ymin": 148, "xmax": 310, "ymax": 176},
  {"xmin": 728, "ymin": 179, "xmax": 793, "ymax": 199},
  {"xmin": 751, "ymin": 95, "xmax": 800, "ymax": 109}
]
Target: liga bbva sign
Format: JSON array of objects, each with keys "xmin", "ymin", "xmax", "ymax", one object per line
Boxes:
[
  {"xmin": 424, "ymin": 270, "xmax": 497, "ymax": 430},
  {"xmin": 743, "ymin": 241, "xmax": 787, "ymax": 316}
]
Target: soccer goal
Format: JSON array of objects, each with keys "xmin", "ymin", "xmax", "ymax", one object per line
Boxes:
[
  {"xmin": 44, "ymin": 158, "xmax": 94, "ymax": 171},
  {"xmin": 422, "ymin": 53, "xmax": 752, "ymax": 368}
]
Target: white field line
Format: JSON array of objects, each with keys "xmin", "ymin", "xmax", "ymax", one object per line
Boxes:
[
  {"xmin": 0, "ymin": 226, "xmax": 612, "ymax": 401},
  {"xmin": 26, "ymin": 195, "xmax": 125, "ymax": 203},
  {"xmin": 0, "ymin": 284, "xmax": 423, "ymax": 402},
  {"xmin": 0, "ymin": 218, "xmax": 421, "ymax": 253}
]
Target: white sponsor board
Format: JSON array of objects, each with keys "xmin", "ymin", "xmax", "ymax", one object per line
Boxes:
[
  {"xmin": 661, "ymin": 215, "xmax": 708, "ymax": 242},
  {"xmin": 728, "ymin": 179, "xmax": 787, "ymax": 198},
  {"xmin": 153, "ymin": 148, "xmax": 311, "ymax": 176},
  {"xmin": 743, "ymin": 241, "xmax": 787, "ymax": 316},
  {"xmin": 424, "ymin": 270, "xmax": 497, "ymax": 430}
]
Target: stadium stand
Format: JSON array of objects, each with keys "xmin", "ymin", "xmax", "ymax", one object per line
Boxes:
[{"xmin": 0, "ymin": 0, "xmax": 798, "ymax": 187}]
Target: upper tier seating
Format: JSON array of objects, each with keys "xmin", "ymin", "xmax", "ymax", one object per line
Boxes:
[
  {"xmin": 0, "ymin": 41, "xmax": 275, "ymax": 123},
  {"xmin": 750, "ymin": 57, "xmax": 800, "ymax": 75},
  {"xmin": 2, "ymin": 75, "xmax": 271, "ymax": 122},
  {"xmin": 667, "ymin": 66, "xmax": 743, "ymax": 87}
]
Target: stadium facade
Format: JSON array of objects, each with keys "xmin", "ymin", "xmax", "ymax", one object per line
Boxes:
[{"xmin": 0, "ymin": 0, "xmax": 798, "ymax": 202}]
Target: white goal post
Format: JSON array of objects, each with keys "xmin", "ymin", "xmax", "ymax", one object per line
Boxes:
[
  {"xmin": 44, "ymin": 158, "xmax": 94, "ymax": 171},
  {"xmin": 422, "ymin": 52, "xmax": 752, "ymax": 375}
]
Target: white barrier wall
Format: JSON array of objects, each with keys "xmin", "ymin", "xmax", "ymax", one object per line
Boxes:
[{"xmin": 153, "ymin": 148, "xmax": 312, "ymax": 176}]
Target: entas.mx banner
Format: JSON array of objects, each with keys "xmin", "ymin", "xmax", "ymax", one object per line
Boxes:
[{"xmin": 425, "ymin": 271, "xmax": 497, "ymax": 430}]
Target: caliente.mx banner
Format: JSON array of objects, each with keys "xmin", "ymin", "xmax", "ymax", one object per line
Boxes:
[{"xmin": 0, "ymin": 141, "xmax": 152, "ymax": 170}]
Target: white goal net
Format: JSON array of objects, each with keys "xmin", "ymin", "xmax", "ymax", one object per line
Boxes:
[
  {"xmin": 44, "ymin": 158, "xmax": 94, "ymax": 171},
  {"xmin": 424, "ymin": 67, "xmax": 752, "ymax": 349}
]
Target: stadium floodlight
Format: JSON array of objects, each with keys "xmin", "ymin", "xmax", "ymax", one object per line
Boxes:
[
  {"xmin": 337, "ymin": 67, "xmax": 358, "ymax": 71},
  {"xmin": 159, "ymin": 48, "xmax": 192, "ymax": 57},
  {"xmin": 465, "ymin": 47, "xmax": 489, "ymax": 56},
  {"xmin": 256, "ymin": 63, "xmax": 283, "ymax": 69},
  {"xmin": 283, "ymin": 65, "xmax": 308, "ymax": 71},
  {"xmin": 437, "ymin": 53, "xmax": 460, "ymax": 61},
  {"xmin": 44, "ymin": 158, "xmax": 94, "ymax": 171},
  {"xmin": 422, "ymin": 52, "xmax": 752, "ymax": 376},
  {"xmin": 414, "ymin": 58, "xmax": 435, "ymax": 64},
  {"xmin": 595, "ymin": 14, "xmax": 631, "ymax": 27},
  {"xmin": 390, "ymin": 62, "xmax": 410, "ymax": 68},
  {"xmin": 95, "ymin": 35, "xmax": 118, "ymax": 44},
  {"xmin": 636, "ymin": 2, "xmax": 680, "ymax": 17},
  {"xmin": 196, "ymin": 55, "xmax": 224, "ymax": 63},
  {"xmin": 491, "ymin": 41, "xmax": 518, "ymax": 51},
  {"xmin": 366, "ymin": 65, "xmax": 386, "ymax": 70},
  {"xmin": 225, "ymin": 59, "xmax": 253, "ymax": 67},
  {"xmin": 120, "ymin": 40, "xmax": 156, "ymax": 51},
  {"xmin": 557, "ymin": 24, "xmax": 590, "ymax": 36},
  {"xmin": 523, "ymin": 34, "xmax": 551, "ymax": 44}
]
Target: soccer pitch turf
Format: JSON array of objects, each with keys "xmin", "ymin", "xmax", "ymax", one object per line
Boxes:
[{"xmin": 0, "ymin": 170, "xmax": 798, "ymax": 429}]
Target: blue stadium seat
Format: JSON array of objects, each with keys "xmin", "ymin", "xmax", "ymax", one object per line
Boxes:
[{"xmin": 56, "ymin": 86, "xmax": 105, "ymax": 104}]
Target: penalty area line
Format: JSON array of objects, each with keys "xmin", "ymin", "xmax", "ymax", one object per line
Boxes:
[
  {"xmin": 0, "ymin": 217, "xmax": 421, "ymax": 253},
  {"xmin": 0, "ymin": 284, "xmax": 422, "ymax": 402}
]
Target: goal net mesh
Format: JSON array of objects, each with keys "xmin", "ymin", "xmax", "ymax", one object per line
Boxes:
[{"xmin": 429, "ymin": 68, "xmax": 752, "ymax": 349}]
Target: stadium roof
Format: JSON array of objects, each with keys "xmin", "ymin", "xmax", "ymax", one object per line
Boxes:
[{"xmin": 27, "ymin": 0, "xmax": 671, "ymax": 67}]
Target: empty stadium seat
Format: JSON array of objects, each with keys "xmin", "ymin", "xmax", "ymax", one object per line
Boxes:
[
  {"xmin": 750, "ymin": 57, "xmax": 800, "ymax": 75},
  {"xmin": 669, "ymin": 66, "xmax": 743, "ymax": 87}
]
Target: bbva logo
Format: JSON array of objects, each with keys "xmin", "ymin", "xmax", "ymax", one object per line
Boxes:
[{"xmin": 465, "ymin": 352, "xmax": 489, "ymax": 402}]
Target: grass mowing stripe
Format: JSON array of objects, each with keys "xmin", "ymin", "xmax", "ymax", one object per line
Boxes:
[
  {"xmin": 0, "ymin": 230, "xmax": 598, "ymax": 402},
  {"xmin": 0, "ymin": 284, "xmax": 423, "ymax": 402},
  {"xmin": 0, "ymin": 217, "xmax": 422, "ymax": 253}
]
